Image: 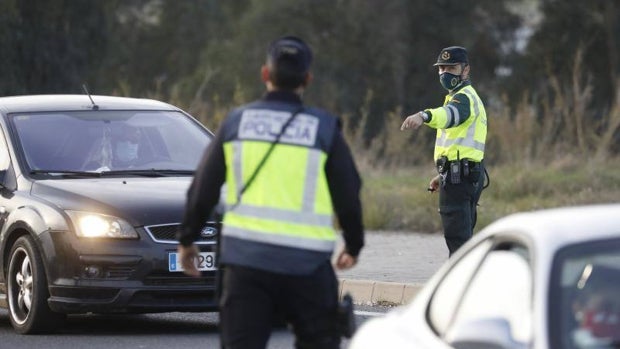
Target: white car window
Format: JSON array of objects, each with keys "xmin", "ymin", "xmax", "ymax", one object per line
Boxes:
[
  {"xmin": 553, "ymin": 238, "xmax": 620, "ymax": 349},
  {"xmin": 449, "ymin": 248, "xmax": 533, "ymax": 344},
  {"xmin": 428, "ymin": 239, "xmax": 493, "ymax": 335}
]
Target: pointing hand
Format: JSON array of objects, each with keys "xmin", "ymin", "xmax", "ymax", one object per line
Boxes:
[{"xmin": 400, "ymin": 112, "xmax": 425, "ymax": 131}]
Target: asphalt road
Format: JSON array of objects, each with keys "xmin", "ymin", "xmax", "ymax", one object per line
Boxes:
[
  {"xmin": 0, "ymin": 231, "xmax": 443, "ymax": 348},
  {"xmin": 0, "ymin": 305, "xmax": 391, "ymax": 349}
]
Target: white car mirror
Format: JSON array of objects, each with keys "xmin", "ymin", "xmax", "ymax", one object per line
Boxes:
[{"xmin": 447, "ymin": 317, "xmax": 528, "ymax": 349}]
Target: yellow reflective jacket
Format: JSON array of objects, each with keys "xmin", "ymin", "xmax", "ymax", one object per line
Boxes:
[
  {"xmin": 220, "ymin": 101, "xmax": 340, "ymax": 273},
  {"xmin": 425, "ymin": 84, "xmax": 487, "ymax": 162}
]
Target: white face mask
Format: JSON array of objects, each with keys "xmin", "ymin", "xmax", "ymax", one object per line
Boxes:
[{"xmin": 116, "ymin": 141, "xmax": 138, "ymax": 162}]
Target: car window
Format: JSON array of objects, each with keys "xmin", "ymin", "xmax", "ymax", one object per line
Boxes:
[
  {"xmin": 551, "ymin": 238, "xmax": 620, "ymax": 349},
  {"xmin": 448, "ymin": 246, "xmax": 533, "ymax": 345},
  {"xmin": 428, "ymin": 239, "xmax": 493, "ymax": 335},
  {"xmin": 9, "ymin": 110, "xmax": 211, "ymax": 174}
]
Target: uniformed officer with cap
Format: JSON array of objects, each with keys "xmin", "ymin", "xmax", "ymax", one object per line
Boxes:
[
  {"xmin": 400, "ymin": 46, "xmax": 488, "ymax": 256},
  {"xmin": 177, "ymin": 35, "xmax": 364, "ymax": 349}
]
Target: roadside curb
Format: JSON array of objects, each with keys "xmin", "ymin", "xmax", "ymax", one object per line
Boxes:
[{"xmin": 338, "ymin": 279, "xmax": 423, "ymax": 306}]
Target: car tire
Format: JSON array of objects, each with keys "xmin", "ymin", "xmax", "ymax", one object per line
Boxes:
[{"xmin": 7, "ymin": 235, "xmax": 66, "ymax": 334}]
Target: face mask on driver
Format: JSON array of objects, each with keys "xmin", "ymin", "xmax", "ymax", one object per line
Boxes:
[{"xmin": 116, "ymin": 141, "xmax": 138, "ymax": 162}]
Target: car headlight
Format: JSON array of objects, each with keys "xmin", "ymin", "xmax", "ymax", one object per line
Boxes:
[{"xmin": 66, "ymin": 211, "xmax": 139, "ymax": 239}]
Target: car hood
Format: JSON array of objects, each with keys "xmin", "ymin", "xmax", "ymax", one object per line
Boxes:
[{"xmin": 31, "ymin": 177, "xmax": 194, "ymax": 226}]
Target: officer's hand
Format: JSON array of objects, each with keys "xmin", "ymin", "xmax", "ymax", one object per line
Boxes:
[
  {"xmin": 428, "ymin": 175, "xmax": 440, "ymax": 193},
  {"xmin": 335, "ymin": 248, "xmax": 358, "ymax": 270},
  {"xmin": 400, "ymin": 112, "xmax": 425, "ymax": 131},
  {"xmin": 177, "ymin": 244, "xmax": 201, "ymax": 277}
]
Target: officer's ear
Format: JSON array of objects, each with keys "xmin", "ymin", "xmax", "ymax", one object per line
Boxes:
[
  {"xmin": 462, "ymin": 64, "xmax": 470, "ymax": 79},
  {"xmin": 261, "ymin": 65, "xmax": 271, "ymax": 83},
  {"xmin": 302, "ymin": 72, "xmax": 313, "ymax": 87}
]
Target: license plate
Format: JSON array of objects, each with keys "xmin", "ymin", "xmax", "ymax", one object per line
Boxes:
[{"xmin": 168, "ymin": 252, "xmax": 217, "ymax": 272}]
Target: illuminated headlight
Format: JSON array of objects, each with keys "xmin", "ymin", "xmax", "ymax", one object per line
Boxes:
[{"xmin": 66, "ymin": 211, "xmax": 138, "ymax": 239}]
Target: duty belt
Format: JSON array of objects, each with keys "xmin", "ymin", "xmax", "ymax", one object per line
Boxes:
[{"xmin": 436, "ymin": 156, "xmax": 482, "ymax": 184}]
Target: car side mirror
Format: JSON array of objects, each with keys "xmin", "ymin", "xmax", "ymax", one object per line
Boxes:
[
  {"xmin": 0, "ymin": 165, "xmax": 17, "ymax": 191},
  {"xmin": 447, "ymin": 317, "xmax": 527, "ymax": 349}
]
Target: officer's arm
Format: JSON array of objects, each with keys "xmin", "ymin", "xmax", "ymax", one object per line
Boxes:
[
  {"xmin": 424, "ymin": 93, "xmax": 471, "ymax": 129},
  {"xmin": 177, "ymin": 127, "xmax": 226, "ymax": 246},
  {"xmin": 325, "ymin": 123, "xmax": 364, "ymax": 257}
]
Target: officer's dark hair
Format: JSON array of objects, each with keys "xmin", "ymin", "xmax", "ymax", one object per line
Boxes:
[
  {"xmin": 268, "ymin": 60, "xmax": 306, "ymax": 90},
  {"xmin": 267, "ymin": 36, "xmax": 312, "ymax": 90}
]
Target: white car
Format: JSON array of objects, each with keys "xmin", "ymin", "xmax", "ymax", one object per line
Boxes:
[{"xmin": 350, "ymin": 204, "xmax": 620, "ymax": 349}]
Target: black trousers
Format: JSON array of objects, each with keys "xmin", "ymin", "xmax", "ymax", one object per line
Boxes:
[
  {"xmin": 439, "ymin": 164, "xmax": 485, "ymax": 256},
  {"xmin": 219, "ymin": 261, "xmax": 340, "ymax": 349}
]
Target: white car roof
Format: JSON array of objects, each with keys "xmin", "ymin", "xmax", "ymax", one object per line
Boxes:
[
  {"xmin": 0, "ymin": 95, "xmax": 179, "ymax": 113},
  {"xmin": 479, "ymin": 204, "xmax": 620, "ymax": 250}
]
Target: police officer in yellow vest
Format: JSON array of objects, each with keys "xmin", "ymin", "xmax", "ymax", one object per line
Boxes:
[
  {"xmin": 400, "ymin": 46, "xmax": 487, "ymax": 256},
  {"xmin": 177, "ymin": 36, "xmax": 364, "ymax": 349}
]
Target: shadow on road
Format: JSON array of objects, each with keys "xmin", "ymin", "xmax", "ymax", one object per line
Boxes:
[{"xmin": 0, "ymin": 309, "xmax": 219, "ymax": 335}]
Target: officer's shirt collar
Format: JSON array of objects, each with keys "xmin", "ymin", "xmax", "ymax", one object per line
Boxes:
[
  {"xmin": 449, "ymin": 80, "xmax": 471, "ymax": 95},
  {"xmin": 263, "ymin": 90, "xmax": 303, "ymax": 105}
]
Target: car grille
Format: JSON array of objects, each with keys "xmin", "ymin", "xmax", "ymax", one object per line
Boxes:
[
  {"xmin": 143, "ymin": 273, "xmax": 216, "ymax": 286},
  {"xmin": 145, "ymin": 222, "xmax": 219, "ymax": 244},
  {"xmin": 106, "ymin": 266, "xmax": 135, "ymax": 279}
]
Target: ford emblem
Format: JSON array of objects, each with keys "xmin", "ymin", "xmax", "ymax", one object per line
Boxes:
[{"xmin": 200, "ymin": 226, "xmax": 217, "ymax": 237}]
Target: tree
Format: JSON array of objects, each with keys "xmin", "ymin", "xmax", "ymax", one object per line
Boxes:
[
  {"xmin": 184, "ymin": 0, "xmax": 520, "ymax": 146},
  {"xmin": 509, "ymin": 0, "xmax": 619, "ymax": 116},
  {"xmin": 0, "ymin": 0, "xmax": 109, "ymax": 95}
]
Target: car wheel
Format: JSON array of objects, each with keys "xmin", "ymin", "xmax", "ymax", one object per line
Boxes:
[{"xmin": 7, "ymin": 235, "xmax": 66, "ymax": 334}]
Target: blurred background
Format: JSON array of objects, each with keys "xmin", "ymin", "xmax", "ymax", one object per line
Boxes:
[{"xmin": 1, "ymin": 0, "xmax": 618, "ymax": 231}]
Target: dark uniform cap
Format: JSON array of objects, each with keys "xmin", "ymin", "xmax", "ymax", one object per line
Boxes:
[
  {"xmin": 433, "ymin": 46, "xmax": 468, "ymax": 66},
  {"xmin": 267, "ymin": 36, "xmax": 313, "ymax": 74}
]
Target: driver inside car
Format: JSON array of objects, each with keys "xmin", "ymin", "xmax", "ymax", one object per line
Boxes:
[
  {"xmin": 113, "ymin": 125, "xmax": 142, "ymax": 167},
  {"xmin": 82, "ymin": 124, "xmax": 144, "ymax": 171}
]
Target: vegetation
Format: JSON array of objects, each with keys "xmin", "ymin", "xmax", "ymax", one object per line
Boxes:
[
  {"xmin": 359, "ymin": 160, "xmax": 620, "ymax": 233},
  {"xmin": 0, "ymin": 0, "xmax": 618, "ymax": 231}
]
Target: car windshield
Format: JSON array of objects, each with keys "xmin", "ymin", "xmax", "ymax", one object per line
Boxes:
[
  {"xmin": 9, "ymin": 110, "xmax": 211, "ymax": 175},
  {"xmin": 551, "ymin": 237, "xmax": 620, "ymax": 349}
]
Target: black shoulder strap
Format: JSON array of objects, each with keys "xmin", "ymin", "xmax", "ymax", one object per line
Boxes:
[{"xmin": 232, "ymin": 106, "xmax": 304, "ymax": 209}]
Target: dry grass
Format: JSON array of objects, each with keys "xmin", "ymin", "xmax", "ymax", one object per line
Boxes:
[{"xmin": 360, "ymin": 157, "xmax": 620, "ymax": 233}]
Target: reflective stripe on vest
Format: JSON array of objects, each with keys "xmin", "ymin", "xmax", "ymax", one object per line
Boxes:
[
  {"xmin": 222, "ymin": 138, "xmax": 336, "ymax": 253},
  {"xmin": 434, "ymin": 85, "xmax": 486, "ymax": 161},
  {"xmin": 223, "ymin": 224, "xmax": 336, "ymax": 252}
]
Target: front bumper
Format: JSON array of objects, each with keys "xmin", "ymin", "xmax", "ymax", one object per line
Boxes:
[
  {"xmin": 40, "ymin": 228, "xmax": 219, "ymax": 314},
  {"xmin": 48, "ymin": 283, "xmax": 218, "ymax": 313}
]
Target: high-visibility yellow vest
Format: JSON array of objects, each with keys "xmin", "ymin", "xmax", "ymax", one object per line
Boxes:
[
  {"xmin": 222, "ymin": 108, "xmax": 337, "ymax": 254},
  {"xmin": 426, "ymin": 85, "xmax": 487, "ymax": 162}
]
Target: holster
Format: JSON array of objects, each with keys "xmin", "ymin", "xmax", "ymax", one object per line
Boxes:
[
  {"xmin": 436, "ymin": 156, "xmax": 449, "ymax": 174},
  {"xmin": 338, "ymin": 293, "xmax": 356, "ymax": 338},
  {"xmin": 465, "ymin": 159, "xmax": 482, "ymax": 183}
]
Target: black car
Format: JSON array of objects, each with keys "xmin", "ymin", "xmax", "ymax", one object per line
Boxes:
[{"xmin": 0, "ymin": 94, "xmax": 220, "ymax": 334}]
